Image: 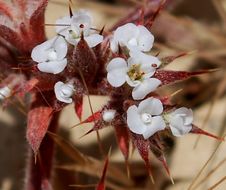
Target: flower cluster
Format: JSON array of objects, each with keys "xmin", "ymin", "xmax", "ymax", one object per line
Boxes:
[
  {"xmin": 106, "ymin": 23, "xmax": 193, "ymax": 139},
  {"xmin": 31, "ymin": 10, "xmax": 103, "ymax": 103},
  {"xmin": 30, "ymin": 11, "xmax": 194, "ymax": 139}
]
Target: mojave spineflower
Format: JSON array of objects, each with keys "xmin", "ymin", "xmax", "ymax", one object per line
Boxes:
[
  {"xmin": 54, "ymin": 81, "xmax": 74, "ymax": 104},
  {"xmin": 106, "ymin": 50, "xmax": 161, "ymax": 100},
  {"xmin": 110, "ymin": 23, "xmax": 154, "ymax": 53},
  {"xmin": 56, "ymin": 10, "xmax": 103, "ymax": 47},
  {"xmin": 31, "ymin": 36, "xmax": 68, "ymax": 74},
  {"xmin": 167, "ymin": 107, "xmax": 193, "ymax": 137},
  {"xmin": 127, "ymin": 97, "xmax": 166, "ymax": 139},
  {"xmin": 0, "ymin": 86, "xmax": 11, "ymax": 100}
]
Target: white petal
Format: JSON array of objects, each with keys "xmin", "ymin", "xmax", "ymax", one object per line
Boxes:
[
  {"xmin": 54, "ymin": 82, "xmax": 73, "ymax": 104},
  {"xmin": 143, "ymin": 116, "xmax": 166, "ymax": 139},
  {"xmin": 106, "ymin": 58, "xmax": 127, "ymax": 87},
  {"xmin": 54, "ymin": 36, "xmax": 68, "ymax": 60},
  {"xmin": 0, "ymin": 86, "xmax": 11, "ymax": 100},
  {"xmin": 71, "ymin": 11, "xmax": 92, "ymax": 36},
  {"xmin": 138, "ymin": 97, "xmax": 163, "ymax": 115},
  {"xmin": 85, "ymin": 34, "xmax": 103, "ymax": 48},
  {"xmin": 132, "ymin": 78, "xmax": 161, "ymax": 100},
  {"xmin": 37, "ymin": 58, "xmax": 67, "ymax": 74},
  {"xmin": 55, "ymin": 16, "xmax": 71, "ymax": 36},
  {"xmin": 173, "ymin": 107, "xmax": 193, "ymax": 125},
  {"xmin": 110, "ymin": 38, "xmax": 119, "ymax": 53},
  {"xmin": 114, "ymin": 23, "xmax": 138, "ymax": 42},
  {"xmin": 31, "ymin": 37, "xmax": 57, "ymax": 63},
  {"xmin": 127, "ymin": 105, "xmax": 147, "ymax": 134},
  {"xmin": 137, "ymin": 25, "xmax": 154, "ymax": 52},
  {"xmin": 169, "ymin": 115, "xmax": 192, "ymax": 137}
]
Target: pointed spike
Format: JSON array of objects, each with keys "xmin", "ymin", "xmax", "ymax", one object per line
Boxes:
[
  {"xmin": 145, "ymin": 0, "xmax": 166, "ymax": 28},
  {"xmin": 159, "ymin": 155, "xmax": 174, "ymax": 184},
  {"xmin": 191, "ymin": 125, "xmax": 224, "ymax": 141},
  {"xmin": 71, "ymin": 111, "xmax": 102, "ymax": 129},
  {"xmin": 99, "ymin": 25, "xmax": 105, "ymax": 35},
  {"xmin": 161, "ymin": 51, "xmax": 193, "ymax": 67},
  {"xmin": 131, "ymin": 133, "xmax": 155, "ymax": 183},
  {"xmin": 96, "ymin": 148, "xmax": 111, "ymax": 190},
  {"xmin": 154, "ymin": 69, "xmax": 217, "ymax": 86},
  {"xmin": 68, "ymin": 0, "xmax": 73, "ymax": 18},
  {"xmin": 85, "ymin": 111, "xmax": 102, "ymax": 123},
  {"xmin": 79, "ymin": 129, "xmax": 94, "ymax": 139},
  {"xmin": 125, "ymin": 159, "xmax": 131, "ymax": 179}
]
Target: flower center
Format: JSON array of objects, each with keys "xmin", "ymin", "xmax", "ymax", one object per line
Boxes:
[
  {"xmin": 128, "ymin": 38, "xmax": 138, "ymax": 47},
  {"xmin": 127, "ymin": 64, "xmax": 144, "ymax": 81},
  {"xmin": 141, "ymin": 113, "xmax": 152, "ymax": 124},
  {"xmin": 47, "ymin": 49, "xmax": 58, "ymax": 61},
  {"xmin": 69, "ymin": 29, "xmax": 79, "ymax": 39},
  {"xmin": 61, "ymin": 85, "xmax": 74, "ymax": 98}
]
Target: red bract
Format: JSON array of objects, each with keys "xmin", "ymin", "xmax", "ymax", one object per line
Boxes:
[{"xmin": 0, "ymin": 0, "xmax": 47, "ymax": 53}]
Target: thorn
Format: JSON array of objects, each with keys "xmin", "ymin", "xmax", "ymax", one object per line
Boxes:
[
  {"xmin": 149, "ymin": 173, "xmax": 155, "ymax": 184},
  {"xmin": 125, "ymin": 159, "xmax": 131, "ymax": 179},
  {"xmin": 34, "ymin": 153, "xmax": 37, "ymax": 164},
  {"xmin": 170, "ymin": 89, "xmax": 183, "ymax": 98},
  {"xmin": 79, "ymin": 129, "xmax": 94, "ymax": 139},
  {"xmin": 68, "ymin": 0, "xmax": 73, "ymax": 18},
  {"xmin": 99, "ymin": 25, "xmax": 105, "ymax": 35}
]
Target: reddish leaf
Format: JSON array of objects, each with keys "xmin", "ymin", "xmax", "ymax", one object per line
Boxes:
[
  {"xmin": 0, "ymin": 0, "xmax": 47, "ymax": 52},
  {"xmin": 131, "ymin": 133, "xmax": 155, "ymax": 183},
  {"xmin": 160, "ymin": 52, "xmax": 189, "ymax": 67},
  {"xmin": 154, "ymin": 70, "xmax": 212, "ymax": 86},
  {"xmin": 27, "ymin": 93, "xmax": 54, "ymax": 154},
  {"xmin": 74, "ymin": 97, "xmax": 83, "ymax": 121},
  {"xmin": 149, "ymin": 137, "xmax": 173, "ymax": 183},
  {"xmin": 83, "ymin": 111, "xmax": 102, "ymax": 123},
  {"xmin": 0, "ymin": 1, "xmax": 14, "ymax": 19},
  {"xmin": 114, "ymin": 125, "xmax": 130, "ymax": 161},
  {"xmin": 28, "ymin": 0, "xmax": 48, "ymax": 47},
  {"xmin": 72, "ymin": 36, "xmax": 97, "ymax": 85},
  {"xmin": 190, "ymin": 125, "xmax": 224, "ymax": 141}
]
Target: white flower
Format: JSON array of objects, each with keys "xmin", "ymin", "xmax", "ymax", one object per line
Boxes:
[
  {"xmin": 31, "ymin": 36, "xmax": 68, "ymax": 74},
  {"xmin": 56, "ymin": 10, "xmax": 103, "ymax": 47},
  {"xmin": 127, "ymin": 97, "xmax": 166, "ymax": 139},
  {"xmin": 0, "ymin": 86, "xmax": 11, "ymax": 100},
  {"xmin": 168, "ymin": 107, "xmax": 193, "ymax": 137},
  {"xmin": 54, "ymin": 81, "xmax": 74, "ymax": 103},
  {"xmin": 102, "ymin": 109, "xmax": 116, "ymax": 122},
  {"xmin": 110, "ymin": 23, "xmax": 154, "ymax": 53},
  {"xmin": 106, "ymin": 51, "xmax": 161, "ymax": 100}
]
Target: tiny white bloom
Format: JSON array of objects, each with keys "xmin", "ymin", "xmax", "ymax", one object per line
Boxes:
[
  {"xmin": 168, "ymin": 107, "xmax": 193, "ymax": 137},
  {"xmin": 31, "ymin": 36, "xmax": 68, "ymax": 74},
  {"xmin": 54, "ymin": 81, "xmax": 74, "ymax": 104},
  {"xmin": 106, "ymin": 51, "xmax": 161, "ymax": 100},
  {"xmin": 110, "ymin": 23, "xmax": 154, "ymax": 53},
  {"xmin": 127, "ymin": 97, "xmax": 166, "ymax": 139},
  {"xmin": 56, "ymin": 10, "xmax": 103, "ymax": 47},
  {"xmin": 0, "ymin": 86, "xmax": 11, "ymax": 100},
  {"xmin": 102, "ymin": 109, "xmax": 116, "ymax": 122}
]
